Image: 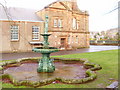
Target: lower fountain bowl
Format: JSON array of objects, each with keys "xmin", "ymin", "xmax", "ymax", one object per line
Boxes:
[{"xmin": 32, "ymin": 47, "xmax": 59, "ymax": 53}]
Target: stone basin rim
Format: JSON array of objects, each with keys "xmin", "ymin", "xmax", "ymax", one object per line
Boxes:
[
  {"xmin": 40, "ymin": 33, "xmax": 51, "ymax": 36},
  {"xmin": 32, "ymin": 47, "xmax": 59, "ymax": 53},
  {"xmin": 33, "ymin": 47, "xmax": 58, "ymax": 49},
  {"xmin": 0, "ymin": 57, "xmax": 102, "ymax": 87}
]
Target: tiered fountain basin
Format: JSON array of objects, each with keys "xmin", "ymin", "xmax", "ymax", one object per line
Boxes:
[
  {"xmin": 32, "ymin": 47, "xmax": 59, "ymax": 73},
  {"xmin": 0, "ymin": 58, "xmax": 102, "ymax": 87},
  {"xmin": 32, "ymin": 47, "xmax": 59, "ymax": 53}
]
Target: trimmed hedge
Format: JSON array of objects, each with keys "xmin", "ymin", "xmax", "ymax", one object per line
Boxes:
[{"xmin": 1, "ymin": 57, "xmax": 102, "ymax": 87}]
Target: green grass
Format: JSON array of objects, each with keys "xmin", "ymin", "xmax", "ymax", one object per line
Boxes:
[
  {"xmin": 1, "ymin": 83, "xmax": 27, "ymax": 88},
  {"xmin": 41, "ymin": 49, "xmax": 118, "ymax": 88},
  {"xmin": 0, "ymin": 59, "xmax": 15, "ymax": 62},
  {"xmin": 1, "ymin": 49, "xmax": 118, "ymax": 88}
]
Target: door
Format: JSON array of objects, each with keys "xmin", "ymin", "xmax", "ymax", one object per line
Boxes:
[{"xmin": 61, "ymin": 38, "xmax": 66, "ymax": 48}]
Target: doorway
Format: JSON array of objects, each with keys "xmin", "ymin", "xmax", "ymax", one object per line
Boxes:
[{"xmin": 60, "ymin": 38, "xmax": 66, "ymax": 49}]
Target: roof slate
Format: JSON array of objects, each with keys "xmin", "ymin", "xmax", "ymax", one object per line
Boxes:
[{"xmin": 0, "ymin": 6, "xmax": 43, "ymax": 22}]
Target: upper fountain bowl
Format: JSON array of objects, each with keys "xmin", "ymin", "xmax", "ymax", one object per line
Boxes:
[{"xmin": 32, "ymin": 47, "xmax": 59, "ymax": 53}]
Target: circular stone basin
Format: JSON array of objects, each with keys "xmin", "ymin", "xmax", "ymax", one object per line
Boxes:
[
  {"xmin": 4, "ymin": 62, "xmax": 86, "ymax": 82},
  {"xmin": 1, "ymin": 58, "xmax": 102, "ymax": 87}
]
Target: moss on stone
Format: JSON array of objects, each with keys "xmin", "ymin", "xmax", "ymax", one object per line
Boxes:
[{"xmin": 1, "ymin": 57, "xmax": 102, "ymax": 87}]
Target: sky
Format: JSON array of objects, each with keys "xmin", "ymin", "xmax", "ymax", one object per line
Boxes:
[{"xmin": 0, "ymin": 0, "xmax": 119, "ymax": 32}]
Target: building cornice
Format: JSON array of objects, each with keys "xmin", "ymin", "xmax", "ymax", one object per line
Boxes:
[
  {"xmin": 46, "ymin": 7, "xmax": 67, "ymax": 11},
  {"xmin": 46, "ymin": 7, "xmax": 89, "ymax": 16},
  {"xmin": 49, "ymin": 30, "xmax": 90, "ymax": 34}
]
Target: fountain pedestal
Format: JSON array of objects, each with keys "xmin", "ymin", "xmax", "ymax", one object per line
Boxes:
[{"xmin": 37, "ymin": 52, "xmax": 55, "ymax": 72}]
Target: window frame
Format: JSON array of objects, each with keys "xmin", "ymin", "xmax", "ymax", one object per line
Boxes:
[
  {"xmin": 32, "ymin": 26, "xmax": 40, "ymax": 40},
  {"xmin": 77, "ymin": 21, "xmax": 79, "ymax": 30},
  {"xmin": 76, "ymin": 36, "xmax": 79, "ymax": 43},
  {"xmin": 68, "ymin": 36, "xmax": 71, "ymax": 44},
  {"xmin": 72, "ymin": 18, "xmax": 77, "ymax": 30},
  {"xmin": 58, "ymin": 19, "xmax": 62, "ymax": 28},
  {"xmin": 53, "ymin": 19, "xmax": 58, "ymax": 27},
  {"xmin": 53, "ymin": 18, "xmax": 63, "ymax": 28},
  {"xmin": 10, "ymin": 25, "xmax": 19, "ymax": 41}
]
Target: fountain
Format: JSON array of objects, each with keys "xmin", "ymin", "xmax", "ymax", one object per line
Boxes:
[
  {"xmin": 0, "ymin": 15, "xmax": 102, "ymax": 88},
  {"xmin": 32, "ymin": 15, "xmax": 59, "ymax": 73}
]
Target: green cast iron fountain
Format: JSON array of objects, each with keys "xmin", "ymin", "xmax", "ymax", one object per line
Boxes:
[{"xmin": 32, "ymin": 15, "xmax": 59, "ymax": 73}]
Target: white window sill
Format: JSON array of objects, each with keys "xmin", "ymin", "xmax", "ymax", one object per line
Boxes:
[
  {"xmin": 32, "ymin": 39, "xmax": 40, "ymax": 40},
  {"xmin": 11, "ymin": 40, "xmax": 19, "ymax": 42},
  {"xmin": 29, "ymin": 41, "xmax": 43, "ymax": 45}
]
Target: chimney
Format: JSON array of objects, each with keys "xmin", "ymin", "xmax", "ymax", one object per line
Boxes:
[
  {"xmin": 59, "ymin": 0, "xmax": 79, "ymax": 11},
  {"xmin": 71, "ymin": 0, "xmax": 79, "ymax": 11}
]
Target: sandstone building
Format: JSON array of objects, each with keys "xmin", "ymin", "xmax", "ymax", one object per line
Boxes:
[
  {"xmin": 0, "ymin": 0, "xmax": 89, "ymax": 53},
  {"xmin": 0, "ymin": 7, "xmax": 44, "ymax": 53}
]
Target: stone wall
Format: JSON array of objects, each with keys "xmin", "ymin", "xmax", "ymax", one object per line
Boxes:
[
  {"xmin": 1, "ymin": 0, "xmax": 89, "ymax": 53},
  {"xmin": 1, "ymin": 20, "xmax": 43, "ymax": 53},
  {"xmin": 37, "ymin": 0, "xmax": 89, "ymax": 49}
]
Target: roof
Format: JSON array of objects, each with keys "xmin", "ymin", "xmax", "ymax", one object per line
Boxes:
[
  {"xmin": 41, "ymin": 0, "xmax": 86, "ymax": 14},
  {"xmin": 0, "ymin": 6, "xmax": 43, "ymax": 22},
  {"xmin": 44, "ymin": 0, "xmax": 70, "ymax": 9}
]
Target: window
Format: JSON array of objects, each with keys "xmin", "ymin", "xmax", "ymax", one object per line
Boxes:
[
  {"xmin": 68, "ymin": 36, "xmax": 70, "ymax": 44},
  {"xmin": 72, "ymin": 18, "xmax": 77, "ymax": 29},
  {"xmin": 11, "ymin": 25, "xmax": 19, "ymax": 40},
  {"xmin": 32, "ymin": 26, "xmax": 39, "ymax": 40},
  {"xmin": 54, "ymin": 19, "xmax": 57, "ymax": 27},
  {"xmin": 76, "ymin": 36, "xmax": 79, "ymax": 43},
  {"xmin": 77, "ymin": 22, "xmax": 79, "ymax": 29},
  {"xmin": 53, "ymin": 19, "xmax": 62, "ymax": 28},
  {"xmin": 58, "ymin": 19, "xmax": 62, "ymax": 27}
]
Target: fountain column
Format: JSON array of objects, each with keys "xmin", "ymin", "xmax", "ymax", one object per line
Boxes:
[
  {"xmin": 33, "ymin": 15, "xmax": 59, "ymax": 73},
  {"xmin": 43, "ymin": 15, "xmax": 50, "ymax": 49}
]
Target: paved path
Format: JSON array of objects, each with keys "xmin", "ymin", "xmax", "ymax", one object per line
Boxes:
[{"xmin": 1, "ymin": 45, "xmax": 118, "ymax": 60}]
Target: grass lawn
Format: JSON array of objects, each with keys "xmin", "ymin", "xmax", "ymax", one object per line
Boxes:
[
  {"xmin": 0, "ymin": 59, "xmax": 15, "ymax": 62},
  {"xmin": 1, "ymin": 49, "xmax": 118, "ymax": 88}
]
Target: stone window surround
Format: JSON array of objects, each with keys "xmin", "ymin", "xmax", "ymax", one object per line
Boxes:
[
  {"xmin": 72, "ymin": 17, "xmax": 76, "ymax": 29},
  {"xmin": 72, "ymin": 17, "xmax": 79, "ymax": 30},
  {"xmin": 68, "ymin": 36, "xmax": 71, "ymax": 44},
  {"xmin": 10, "ymin": 25, "xmax": 19, "ymax": 41},
  {"xmin": 53, "ymin": 19, "xmax": 57, "ymax": 27},
  {"xmin": 53, "ymin": 17, "xmax": 63, "ymax": 28},
  {"xmin": 76, "ymin": 35, "xmax": 79, "ymax": 43},
  {"xmin": 32, "ymin": 26, "xmax": 40, "ymax": 40}
]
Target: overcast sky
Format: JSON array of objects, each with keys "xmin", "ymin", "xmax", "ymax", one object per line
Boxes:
[{"xmin": 0, "ymin": 0, "xmax": 119, "ymax": 32}]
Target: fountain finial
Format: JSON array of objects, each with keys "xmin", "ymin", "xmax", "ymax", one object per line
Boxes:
[{"xmin": 44, "ymin": 15, "xmax": 49, "ymax": 34}]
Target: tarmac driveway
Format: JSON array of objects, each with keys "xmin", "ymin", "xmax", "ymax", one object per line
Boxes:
[{"xmin": 1, "ymin": 45, "xmax": 118, "ymax": 60}]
